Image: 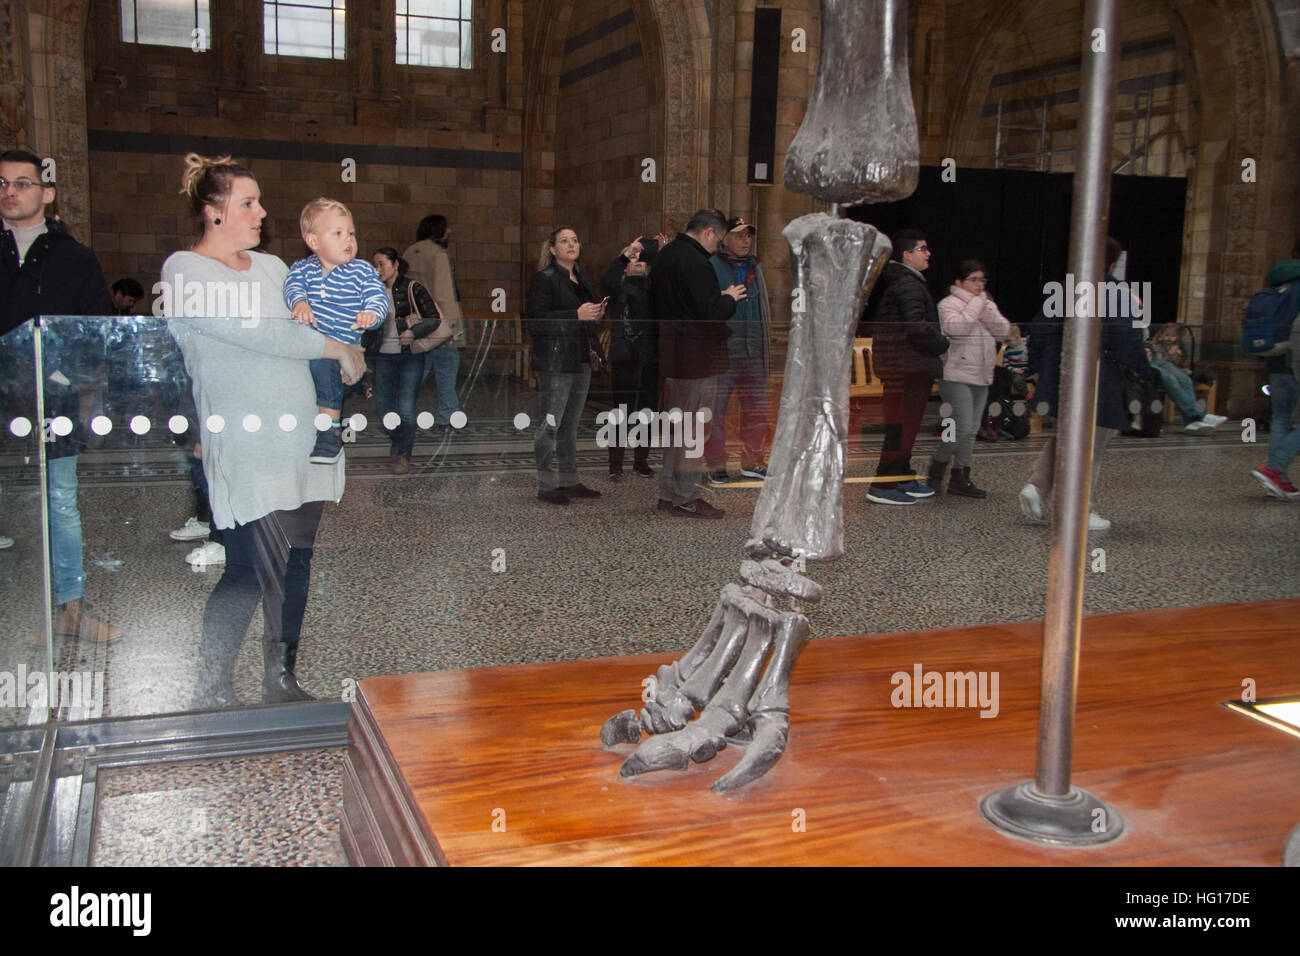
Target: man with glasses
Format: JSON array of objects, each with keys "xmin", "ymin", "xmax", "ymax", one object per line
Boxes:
[
  {"xmin": 1, "ymin": 148, "xmax": 121, "ymax": 641},
  {"xmin": 866, "ymin": 229, "xmax": 948, "ymax": 505}
]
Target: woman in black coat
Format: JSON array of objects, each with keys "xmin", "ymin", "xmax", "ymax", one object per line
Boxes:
[
  {"xmin": 601, "ymin": 236, "xmax": 661, "ymax": 480},
  {"xmin": 526, "ymin": 226, "xmax": 606, "ymax": 504},
  {"xmin": 372, "ymin": 247, "xmax": 448, "ymax": 474}
]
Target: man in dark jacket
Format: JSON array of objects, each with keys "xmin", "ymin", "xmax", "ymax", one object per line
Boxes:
[
  {"xmin": 1, "ymin": 148, "xmax": 120, "ymax": 642},
  {"xmin": 652, "ymin": 209, "xmax": 747, "ymax": 517},
  {"xmin": 1018, "ymin": 236, "xmax": 1150, "ymax": 531},
  {"xmin": 868, "ymin": 229, "xmax": 946, "ymax": 505}
]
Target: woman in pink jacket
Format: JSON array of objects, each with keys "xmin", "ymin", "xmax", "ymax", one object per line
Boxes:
[{"xmin": 928, "ymin": 260, "xmax": 1012, "ymax": 497}]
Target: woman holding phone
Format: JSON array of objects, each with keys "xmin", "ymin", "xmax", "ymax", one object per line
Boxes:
[{"xmin": 526, "ymin": 225, "xmax": 606, "ymax": 504}]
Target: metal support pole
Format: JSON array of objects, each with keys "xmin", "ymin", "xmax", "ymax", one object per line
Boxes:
[{"xmin": 980, "ymin": 0, "xmax": 1127, "ymax": 847}]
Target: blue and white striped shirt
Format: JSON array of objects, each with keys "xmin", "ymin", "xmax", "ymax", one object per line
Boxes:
[{"xmin": 283, "ymin": 255, "xmax": 389, "ymax": 345}]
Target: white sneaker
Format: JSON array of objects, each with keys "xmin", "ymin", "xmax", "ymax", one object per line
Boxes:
[
  {"xmin": 1088, "ymin": 511, "xmax": 1111, "ymax": 531},
  {"xmin": 186, "ymin": 541, "xmax": 226, "ymax": 566},
  {"xmin": 1018, "ymin": 483, "xmax": 1046, "ymax": 522},
  {"xmin": 1183, "ymin": 420, "xmax": 1214, "ymax": 433},
  {"xmin": 0, "ymin": 534, "xmax": 12, "ymax": 550},
  {"xmin": 169, "ymin": 517, "xmax": 211, "ymax": 541},
  {"xmin": 1200, "ymin": 414, "xmax": 1228, "ymax": 427}
]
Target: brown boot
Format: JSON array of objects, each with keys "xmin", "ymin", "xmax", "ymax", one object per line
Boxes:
[
  {"xmin": 25, "ymin": 599, "xmax": 122, "ymax": 644},
  {"xmin": 391, "ymin": 454, "xmax": 410, "ymax": 476}
]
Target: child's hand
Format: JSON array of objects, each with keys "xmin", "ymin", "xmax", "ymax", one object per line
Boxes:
[
  {"xmin": 292, "ymin": 301, "xmax": 316, "ymax": 327},
  {"xmin": 354, "ymin": 311, "xmax": 379, "ymax": 329}
]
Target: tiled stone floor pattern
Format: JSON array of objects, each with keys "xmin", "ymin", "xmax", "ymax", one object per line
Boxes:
[{"xmin": 91, "ymin": 749, "xmax": 347, "ymax": 867}]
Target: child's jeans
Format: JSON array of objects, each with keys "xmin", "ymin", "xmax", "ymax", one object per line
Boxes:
[{"xmin": 309, "ymin": 357, "xmax": 344, "ymax": 413}]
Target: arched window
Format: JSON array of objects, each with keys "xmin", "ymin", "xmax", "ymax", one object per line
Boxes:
[
  {"xmin": 120, "ymin": 0, "xmax": 211, "ymax": 50},
  {"xmin": 264, "ymin": 0, "xmax": 347, "ymax": 60},
  {"xmin": 396, "ymin": 0, "xmax": 473, "ymax": 69}
]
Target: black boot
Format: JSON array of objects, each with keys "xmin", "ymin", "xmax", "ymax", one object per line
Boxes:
[
  {"xmin": 948, "ymin": 466, "xmax": 987, "ymax": 498},
  {"xmin": 926, "ymin": 459, "xmax": 948, "ymax": 492},
  {"xmin": 263, "ymin": 642, "xmax": 316, "ymax": 703}
]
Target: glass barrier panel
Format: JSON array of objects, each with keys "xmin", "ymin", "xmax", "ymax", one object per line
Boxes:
[{"xmin": 0, "ymin": 321, "xmax": 55, "ymax": 728}]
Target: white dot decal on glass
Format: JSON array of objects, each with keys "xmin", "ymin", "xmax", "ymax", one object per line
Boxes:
[
  {"xmin": 938, "ymin": 403, "xmax": 953, "ymax": 418},
  {"xmin": 1035, "ymin": 401, "xmax": 1050, "ymax": 416},
  {"xmin": 168, "ymin": 415, "xmax": 189, "ymax": 434},
  {"xmin": 667, "ymin": 409, "xmax": 682, "ymax": 424},
  {"xmin": 1196, "ymin": 399, "xmax": 1206, "ymax": 413},
  {"xmin": 383, "ymin": 412, "xmax": 401, "ymax": 430},
  {"xmin": 242, "ymin": 414, "xmax": 261, "ymax": 433},
  {"xmin": 416, "ymin": 411, "xmax": 435, "ymax": 430},
  {"xmin": 350, "ymin": 414, "xmax": 367, "ymax": 432},
  {"xmin": 988, "ymin": 402, "xmax": 1002, "ymax": 417},
  {"xmin": 206, "ymin": 414, "xmax": 226, "ymax": 434},
  {"xmin": 9, "ymin": 417, "xmax": 32, "ymax": 438},
  {"xmin": 450, "ymin": 411, "xmax": 467, "ymax": 429},
  {"xmin": 279, "ymin": 414, "xmax": 297, "ymax": 432},
  {"xmin": 314, "ymin": 413, "xmax": 332, "ymax": 432},
  {"xmin": 51, "ymin": 416, "xmax": 74, "ymax": 437},
  {"xmin": 90, "ymin": 415, "xmax": 113, "ymax": 436},
  {"xmin": 1128, "ymin": 400, "xmax": 1141, "ymax": 414},
  {"xmin": 1150, "ymin": 399, "xmax": 1163, "ymax": 414},
  {"xmin": 608, "ymin": 406, "xmax": 624, "ymax": 425},
  {"xmin": 513, "ymin": 413, "xmax": 530, "ymax": 430},
  {"xmin": 1012, "ymin": 401, "xmax": 1026, "ymax": 417},
  {"xmin": 545, "ymin": 413, "xmax": 557, "ymax": 427},
  {"xmin": 696, "ymin": 407, "xmax": 712, "ymax": 423},
  {"xmin": 130, "ymin": 415, "xmax": 151, "ymax": 436}
]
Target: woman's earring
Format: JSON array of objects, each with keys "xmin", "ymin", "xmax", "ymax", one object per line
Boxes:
[{"xmin": 214, "ymin": 218, "xmax": 222, "ymax": 225}]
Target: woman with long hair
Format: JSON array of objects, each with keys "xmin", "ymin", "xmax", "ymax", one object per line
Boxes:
[
  {"xmin": 402, "ymin": 214, "xmax": 464, "ymax": 431},
  {"xmin": 929, "ymin": 258, "xmax": 1012, "ymax": 497},
  {"xmin": 526, "ymin": 226, "xmax": 606, "ymax": 503},
  {"xmin": 372, "ymin": 246, "xmax": 450, "ymax": 474},
  {"xmin": 163, "ymin": 153, "xmax": 366, "ymax": 707}
]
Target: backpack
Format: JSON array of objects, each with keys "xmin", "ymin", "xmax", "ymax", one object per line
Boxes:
[{"xmin": 1241, "ymin": 280, "xmax": 1300, "ymax": 356}]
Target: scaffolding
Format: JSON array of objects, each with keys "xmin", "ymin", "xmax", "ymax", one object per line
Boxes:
[{"xmin": 994, "ymin": 91, "xmax": 1154, "ymax": 173}]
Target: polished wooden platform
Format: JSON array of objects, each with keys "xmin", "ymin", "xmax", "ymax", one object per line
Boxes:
[{"xmin": 341, "ymin": 600, "xmax": 1300, "ymax": 866}]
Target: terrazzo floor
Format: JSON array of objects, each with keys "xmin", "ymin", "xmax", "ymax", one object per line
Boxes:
[{"xmin": 1, "ymin": 375, "xmax": 1297, "ymax": 865}]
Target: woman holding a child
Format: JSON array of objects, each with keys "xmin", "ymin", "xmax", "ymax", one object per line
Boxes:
[{"xmin": 163, "ymin": 153, "xmax": 366, "ymax": 708}]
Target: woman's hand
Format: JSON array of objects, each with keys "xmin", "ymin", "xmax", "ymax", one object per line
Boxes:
[
  {"xmin": 398, "ymin": 330, "xmax": 414, "ymax": 346},
  {"xmin": 338, "ymin": 345, "xmax": 367, "ymax": 385},
  {"xmin": 621, "ymin": 236, "xmax": 643, "ymax": 260},
  {"xmin": 577, "ymin": 302, "xmax": 604, "ymax": 321}
]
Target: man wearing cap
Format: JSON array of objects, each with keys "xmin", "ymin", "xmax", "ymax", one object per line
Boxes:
[
  {"xmin": 706, "ymin": 217, "xmax": 772, "ymax": 484},
  {"xmin": 653, "ymin": 209, "xmax": 747, "ymax": 518}
]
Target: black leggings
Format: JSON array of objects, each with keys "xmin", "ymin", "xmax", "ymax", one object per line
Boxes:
[{"xmin": 199, "ymin": 502, "xmax": 325, "ymax": 663}]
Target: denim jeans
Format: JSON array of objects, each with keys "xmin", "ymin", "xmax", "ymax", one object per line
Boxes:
[
  {"xmin": 375, "ymin": 351, "xmax": 425, "ymax": 457},
  {"xmin": 659, "ymin": 376, "xmax": 716, "ymax": 505},
  {"xmin": 1150, "ymin": 358, "xmax": 1200, "ymax": 422},
  {"xmin": 308, "ymin": 356, "xmax": 344, "ymax": 412},
  {"xmin": 534, "ymin": 368, "xmax": 591, "ymax": 490},
  {"xmin": 423, "ymin": 346, "xmax": 460, "ymax": 426},
  {"xmin": 1267, "ymin": 372, "xmax": 1300, "ymax": 475},
  {"xmin": 46, "ymin": 455, "xmax": 85, "ymax": 605},
  {"xmin": 705, "ymin": 355, "xmax": 769, "ymax": 470}
]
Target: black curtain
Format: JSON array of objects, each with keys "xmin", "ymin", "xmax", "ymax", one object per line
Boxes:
[{"xmin": 851, "ymin": 166, "xmax": 1186, "ymax": 330}]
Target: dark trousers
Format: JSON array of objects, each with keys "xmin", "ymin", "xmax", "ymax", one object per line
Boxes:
[
  {"xmin": 188, "ymin": 452, "xmax": 223, "ymax": 545},
  {"xmin": 374, "ymin": 350, "xmax": 425, "ymax": 457},
  {"xmin": 198, "ymin": 501, "xmax": 325, "ymax": 687},
  {"xmin": 876, "ymin": 372, "xmax": 933, "ymax": 485},
  {"xmin": 608, "ymin": 356, "xmax": 659, "ymax": 472}
]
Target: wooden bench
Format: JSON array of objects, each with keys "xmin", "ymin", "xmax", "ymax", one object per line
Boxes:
[
  {"xmin": 463, "ymin": 312, "xmax": 530, "ymax": 383},
  {"xmin": 1162, "ymin": 379, "xmax": 1217, "ymax": 424}
]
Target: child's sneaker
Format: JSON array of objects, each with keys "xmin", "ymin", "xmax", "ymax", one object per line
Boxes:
[{"xmin": 310, "ymin": 427, "xmax": 342, "ymax": 464}]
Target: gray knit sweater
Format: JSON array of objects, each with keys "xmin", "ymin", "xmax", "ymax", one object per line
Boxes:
[{"xmin": 163, "ymin": 250, "xmax": 344, "ymax": 529}]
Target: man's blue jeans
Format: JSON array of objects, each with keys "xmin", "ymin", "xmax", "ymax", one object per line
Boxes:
[
  {"xmin": 705, "ymin": 355, "xmax": 768, "ymax": 470},
  {"xmin": 423, "ymin": 346, "xmax": 460, "ymax": 426},
  {"xmin": 1150, "ymin": 358, "xmax": 1200, "ymax": 422},
  {"xmin": 375, "ymin": 351, "xmax": 425, "ymax": 457},
  {"xmin": 47, "ymin": 455, "xmax": 85, "ymax": 605},
  {"xmin": 1267, "ymin": 372, "xmax": 1300, "ymax": 475}
]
